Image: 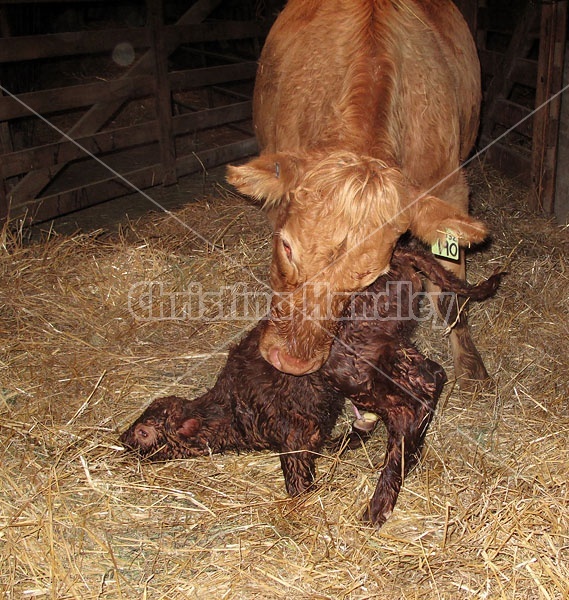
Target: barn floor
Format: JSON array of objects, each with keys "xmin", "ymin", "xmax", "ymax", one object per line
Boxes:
[{"xmin": 1, "ymin": 161, "xmax": 568, "ymax": 599}]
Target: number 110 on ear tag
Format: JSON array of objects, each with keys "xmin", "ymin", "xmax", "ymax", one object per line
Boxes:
[{"xmin": 431, "ymin": 229, "xmax": 460, "ymax": 261}]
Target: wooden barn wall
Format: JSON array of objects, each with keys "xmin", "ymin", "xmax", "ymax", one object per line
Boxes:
[
  {"xmin": 0, "ymin": 0, "xmax": 272, "ymax": 225},
  {"xmin": 2, "ymin": 0, "xmax": 567, "ymax": 225},
  {"xmin": 555, "ymin": 42, "xmax": 569, "ymax": 225},
  {"xmin": 476, "ymin": 0, "xmax": 568, "ymax": 219}
]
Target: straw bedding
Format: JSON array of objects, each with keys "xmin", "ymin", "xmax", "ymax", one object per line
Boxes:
[{"xmin": 0, "ymin": 162, "xmax": 568, "ymax": 599}]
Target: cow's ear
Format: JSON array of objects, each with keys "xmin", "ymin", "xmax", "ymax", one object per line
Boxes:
[
  {"xmin": 226, "ymin": 153, "xmax": 307, "ymax": 208},
  {"xmin": 409, "ymin": 195, "xmax": 488, "ymax": 246},
  {"xmin": 177, "ymin": 418, "xmax": 201, "ymax": 439}
]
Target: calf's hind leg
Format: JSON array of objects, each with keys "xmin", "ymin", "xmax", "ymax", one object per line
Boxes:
[{"xmin": 362, "ymin": 352, "xmax": 446, "ymax": 526}]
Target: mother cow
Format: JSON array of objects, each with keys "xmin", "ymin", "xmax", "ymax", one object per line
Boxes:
[{"xmin": 227, "ymin": 0, "xmax": 489, "ymax": 383}]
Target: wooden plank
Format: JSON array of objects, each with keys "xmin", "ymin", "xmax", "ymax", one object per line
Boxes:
[
  {"xmin": 179, "ymin": 0, "xmax": 225, "ymax": 23},
  {"xmin": 530, "ymin": 1, "xmax": 567, "ymax": 213},
  {"xmin": 0, "ymin": 28, "xmax": 150, "ymax": 63},
  {"xmin": 10, "ymin": 138, "xmax": 258, "ymax": 224},
  {"xmin": 169, "ymin": 21, "xmax": 270, "ymax": 46},
  {"xmin": 0, "ymin": 21, "xmax": 268, "ymax": 63},
  {"xmin": 178, "ymin": 45, "xmax": 249, "ymax": 65},
  {"xmin": 8, "ymin": 0, "xmax": 225, "ymax": 211},
  {"xmin": 0, "ymin": 8, "xmax": 14, "ymax": 220},
  {"xmin": 478, "ymin": 49, "xmax": 500, "ymax": 78},
  {"xmin": 14, "ymin": 167, "xmax": 164, "ymax": 224},
  {"xmin": 485, "ymin": 142, "xmax": 531, "ymax": 185},
  {"xmin": 478, "ymin": 7, "xmax": 540, "ymax": 36},
  {"xmin": 491, "ymin": 98, "xmax": 533, "ymax": 138},
  {"xmin": 0, "ymin": 0, "xmax": 113, "ymax": 3},
  {"xmin": 176, "ymin": 137, "xmax": 258, "ymax": 178},
  {"xmin": 1, "ymin": 102, "xmax": 252, "ymax": 178},
  {"xmin": 554, "ymin": 44, "xmax": 569, "ymax": 225},
  {"xmin": 169, "ymin": 62, "xmax": 258, "ymax": 92},
  {"xmin": 479, "ymin": 52, "xmax": 538, "ymax": 91},
  {"xmin": 480, "ymin": 5, "xmax": 540, "ymax": 143},
  {"xmin": 1, "ymin": 121, "xmax": 158, "ymax": 178},
  {"xmin": 173, "ymin": 101, "xmax": 252, "ymax": 135},
  {"xmin": 511, "ymin": 57, "xmax": 539, "ymax": 89},
  {"xmin": 150, "ymin": 0, "xmax": 176, "ymax": 186},
  {"xmin": 0, "ymin": 75, "xmax": 153, "ymax": 121}
]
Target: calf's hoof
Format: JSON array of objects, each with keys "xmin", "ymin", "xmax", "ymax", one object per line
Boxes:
[
  {"xmin": 330, "ymin": 429, "xmax": 373, "ymax": 452},
  {"xmin": 362, "ymin": 503, "xmax": 392, "ymax": 528},
  {"xmin": 329, "ymin": 412, "xmax": 380, "ymax": 452},
  {"xmin": 455, "ymin": 353, "xmax": 496, "ymax": 393}
]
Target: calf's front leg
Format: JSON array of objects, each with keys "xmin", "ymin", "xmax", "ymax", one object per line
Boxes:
[
  {"xmin": 280, "ymin": 451, "xmax": 317, "ymax": 496},
  {"xmin": 362, "ymin": 354, "xmax": 446, "ymax": 526}
]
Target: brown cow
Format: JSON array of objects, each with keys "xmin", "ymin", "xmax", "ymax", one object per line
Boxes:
[{"xmin": 227, "ymin": 0, "xmax": 488, "ymax": 383}]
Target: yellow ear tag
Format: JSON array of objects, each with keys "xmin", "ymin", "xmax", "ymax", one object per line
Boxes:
[{"xmin": 431, "ymin": 229, "xmax": 460, "ymax": 261}]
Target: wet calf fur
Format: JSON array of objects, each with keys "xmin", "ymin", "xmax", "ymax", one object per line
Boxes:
[{"xmin": 121, "ymin": 248, "xmax": 502, "ymax": 526}]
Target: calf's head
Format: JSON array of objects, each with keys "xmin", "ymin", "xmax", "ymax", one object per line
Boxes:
[
  {"xmin": 120, "ymin": 395, "xmax": 226, "ymax": 460},
  {"xmin": 227, "ymin": 151, "xmax": 487, "ymax": 375}
]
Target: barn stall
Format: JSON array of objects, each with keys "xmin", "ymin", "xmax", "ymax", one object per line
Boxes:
[{"xmin": 1, "ymin": 0, "xmax": 568, "ymax": 598}]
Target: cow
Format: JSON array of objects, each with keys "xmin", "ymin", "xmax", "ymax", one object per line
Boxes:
[
  {"xmin": 226, "ymin": 0, "xmax": 488, "ymax": 385},
  {"xmin": 121, "ymin": 246, "xmax": 502, "ymax": 526}
]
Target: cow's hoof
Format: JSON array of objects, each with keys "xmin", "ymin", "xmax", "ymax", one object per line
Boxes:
[
  {"xmin": 453, "ymin": 345, "xmax": 491, "ymax": 390},
  {"xmin": 454, "ymin": 352, "xmax": 495, "ymax": 392}
]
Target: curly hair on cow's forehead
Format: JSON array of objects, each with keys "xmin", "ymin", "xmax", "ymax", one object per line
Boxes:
[{"xmin": 298, "ymin": 152, "xmax": 404, "ymax": 227}]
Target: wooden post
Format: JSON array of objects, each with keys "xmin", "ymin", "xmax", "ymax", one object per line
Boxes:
[
  {"xmin": 554, "ymin": 43, "xmax": 569, "ymax": 225},
  {"xmin": 0, "ymin": 8, "xmax": 13, "ymax": 221},
  {"xmin": 149, "ymin": 0, "xmax": 177, "ymax": 186},
  {"xmin": 531, "ymin": 1, "xmax": 568, "ymax": 213}
]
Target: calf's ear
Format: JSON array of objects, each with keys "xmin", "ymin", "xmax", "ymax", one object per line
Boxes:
[
  {"xmin": 177, "ymin": 418, "xmax": 201, "ymax": 439},
  {"xmin": 226, "ymin": 153, "xmax": 307, "ymax": 208},
  {"xmin": 409, "ymin": 195, "xmax": 488, "ymax": 246}
]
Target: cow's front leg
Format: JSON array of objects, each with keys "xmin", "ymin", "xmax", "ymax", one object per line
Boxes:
[{"xmin": 426, "ymin": 251, "xmax": 489, "ymax": 386}]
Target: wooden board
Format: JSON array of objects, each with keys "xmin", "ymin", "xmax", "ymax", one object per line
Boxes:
[
  {"xmin": 10, "ymin": 138, "xmax": 258, "ymax": 223},
  {"xmin": 0, "ymin": 0, "xmax": 267, "ymax": 225},
  {"xmin": 554, "ymin": 44, "xmax": 569, "ymax": 225},
  {"xmin": 530, "ymin": 2, "xmax": 568, "ymax": 213}
]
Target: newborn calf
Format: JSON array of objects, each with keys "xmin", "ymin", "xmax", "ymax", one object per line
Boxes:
[{"xmin": 121, "ymin": 247, "xmax": 502, "ymax": 526}]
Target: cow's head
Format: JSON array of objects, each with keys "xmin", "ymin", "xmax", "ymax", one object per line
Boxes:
[{"xmin": 227, "ymin": 151, "xmax": 487, "ymax": 375}]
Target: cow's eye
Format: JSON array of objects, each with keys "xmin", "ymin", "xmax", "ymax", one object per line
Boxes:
[{"xmin": 282, "ymin": 238, "xmax": 293, "ymax": 262}]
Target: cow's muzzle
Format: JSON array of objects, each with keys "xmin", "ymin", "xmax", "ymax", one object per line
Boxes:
[
  {"xmin": 259, "ymin": 320, "xmax": 329, "ymax": 375},
  {"xmin": 265, "ymin": 346, "xmax": 323, "ymax": 375}
]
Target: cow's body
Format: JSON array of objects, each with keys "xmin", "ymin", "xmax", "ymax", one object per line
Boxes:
[
  {"xmin": 255, "ymin": 0, "xmax": 479, "ymax": 197},
  {"xmin": 227, "ymin": 0, "xmax": 488, "ymax": 383},
  {"xmin": 121, "ymin": 247, "xmax": 502, "ymax": 526}
]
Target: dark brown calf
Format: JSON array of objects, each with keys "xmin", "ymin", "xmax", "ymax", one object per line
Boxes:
[{"xmin": 121, "ymin": 247, "xmax": 502, "ymax": 526}]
